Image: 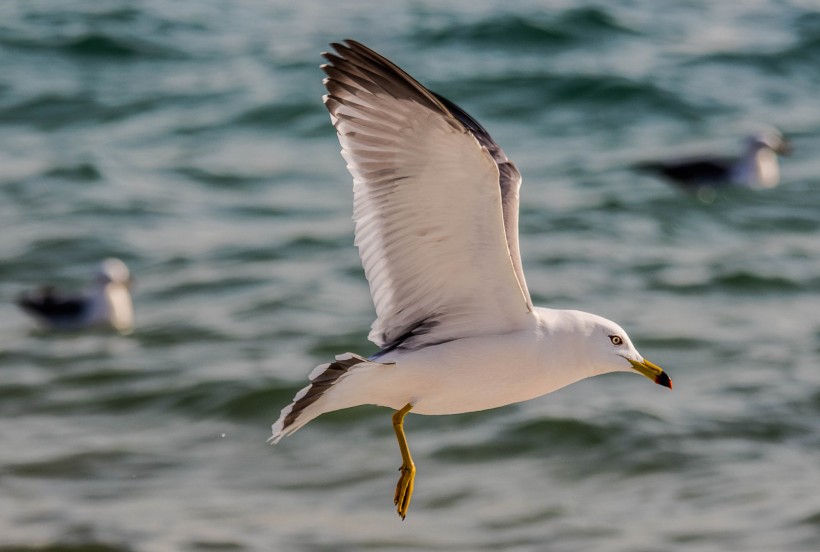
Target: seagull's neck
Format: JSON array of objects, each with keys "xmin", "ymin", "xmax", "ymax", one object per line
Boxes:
[
  {"xmin": 734, "ymin": 146, "xmax": 779, "ymax": 188},
  {"xmin": 534, "ymin": 307, "xmax": 604, "ymax": 384},
  {"xmin": 90, "ymin": 283, "xmax": 134, "ymax": 331}
]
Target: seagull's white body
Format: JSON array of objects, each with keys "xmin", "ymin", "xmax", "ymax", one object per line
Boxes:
[
  {"xmin": 270, "ymin": 42, "xmax": 669, "ymax": 517},
  {"xmin": 274, "ymin": 307, "xmax": 639, "ymax": 440},
  {"xmin": 371, "ymin": 313, "xmax": 574, "ymax": 416}
]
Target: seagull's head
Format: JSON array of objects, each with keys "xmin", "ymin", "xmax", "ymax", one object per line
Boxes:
[
  {"xmin": 746, "ymin": 128, "xmax": 792, "ymax": 156},
  {"xmin": 95, "ymin": 258, "xmax": 131, "ymax": 287},
  {"xmin": 569, "ymin": 312, "xmax": 672, "ymax": 389}
]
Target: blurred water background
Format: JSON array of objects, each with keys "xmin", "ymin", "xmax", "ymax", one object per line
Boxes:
[{"xmin": 1, "ymin": 1, "xmax": 820, "ymax": 550}]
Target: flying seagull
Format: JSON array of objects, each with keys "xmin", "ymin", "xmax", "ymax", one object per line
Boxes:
[
  {"xmin": 638, "ymin": 128, "xmax": 792, "ymax": 191},
  {"xmin": 271, "ymin": 40, "xmax": 672, "ymax": 520},
  {"xmin": 17, "ymin": 258, "xmax": 134, "ymax": 332}
]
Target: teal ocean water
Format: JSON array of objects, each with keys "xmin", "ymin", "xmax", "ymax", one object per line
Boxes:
[{"xmin": 2, "ymin": 1, "xmax": 820, "ymax": 550}]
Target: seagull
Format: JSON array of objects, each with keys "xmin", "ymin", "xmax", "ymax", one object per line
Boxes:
[
  {"xmin": 637, "ymin": 128, "xmax": 792, "ymax": 191},
  {"xmin": 17, "ymin": 258, "xmax": 134, "ymax": 333},
  {"xmin": 271, "ymin": 40, "xmax": 672, "ymax": 520}
]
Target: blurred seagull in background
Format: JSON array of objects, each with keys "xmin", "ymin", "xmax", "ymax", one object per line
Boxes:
[
  {"xmin": 270, "ymin": 40, "xmax": 672, "ymax": 520},
  {"xmin": 17, "ymin": 258, "xmax": 134, "ymax": 333},
  {"xmin": 638, "ymin": 128, "xmax": 792, "ymax": 191}
]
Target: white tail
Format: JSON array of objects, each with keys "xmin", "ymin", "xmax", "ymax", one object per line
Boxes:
[{"xmin": 270, "ymin": 353, "xmax": 392, "ymax": 444}]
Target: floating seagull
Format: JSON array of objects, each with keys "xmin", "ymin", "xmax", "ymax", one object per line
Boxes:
[
  {"xmin": 638, "ymin": 128, "xmax": 792, "ymax": 191},
  {"xmin": 17, "ymin": 258, "xmax": 134, "ymax": 332},
  {"xmin": 271, "ymin": 40, "xmax": 672, "ymax": 520}
]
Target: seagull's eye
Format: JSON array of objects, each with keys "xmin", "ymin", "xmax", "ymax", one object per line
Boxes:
[{"xmin": 609, "ymin": 335, "xmax": 623, "ymax": 346}]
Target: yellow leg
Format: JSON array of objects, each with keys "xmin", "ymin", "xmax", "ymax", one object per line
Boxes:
[{"xmin": 392, "ymin": 403, "xmax": 415, "ymax": 520}]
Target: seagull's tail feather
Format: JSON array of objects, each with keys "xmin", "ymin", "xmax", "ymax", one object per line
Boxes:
[{"xmin": 270, "ymin": 353, "xmax": 392, "ymax": 444}]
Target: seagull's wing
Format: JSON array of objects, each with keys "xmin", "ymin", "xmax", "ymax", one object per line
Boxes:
[
  {"xmin": 430, "ymin": 91, "xmax": 531, "ymax": 309},
  {"xmin": 638, "ymin": 157, "xmax": 734, "ymax": 186},
  {"xmin": 322, "ymin": 40, "xmax": 533, "ymax": 351},
  {"xmin": 16, "ymin": 287, "xmax": 87, "ymax": 319}
]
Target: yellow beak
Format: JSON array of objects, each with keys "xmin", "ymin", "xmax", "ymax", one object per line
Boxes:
[{"xmin": 628, "ymin": 358, "xmax": 672, "ymax": 389}]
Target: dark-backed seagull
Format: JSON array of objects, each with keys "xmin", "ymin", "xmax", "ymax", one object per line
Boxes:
[
  {"xmin": 271, "ymin": 40, "xmax": 672, "ymax": 519},
  {"xmin": 17, "ymin": 258, "xmax": 134, "ymax": 332},
  {"xmin": 638, "ymin": 128, "xmax": 791, "ymax": 191}
]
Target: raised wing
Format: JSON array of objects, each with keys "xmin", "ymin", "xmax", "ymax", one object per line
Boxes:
[
  {"xmin": 322, "ymin": 40, "xmax": 533, "ymax": 351},
  {"xmin": 431, "ymin": 91, "xmax": 532, "ymax": 307}
]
